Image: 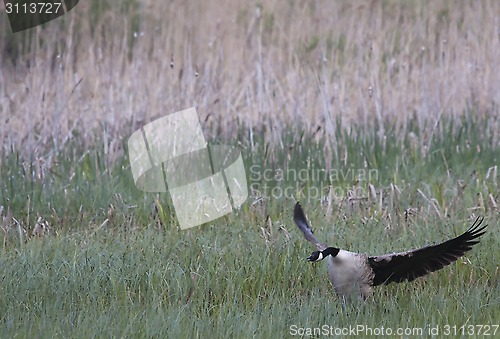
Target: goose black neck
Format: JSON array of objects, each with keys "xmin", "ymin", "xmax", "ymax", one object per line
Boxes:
[{"xmin": 323, "ymin": 247, "xmax": 340, "ymax": 257}]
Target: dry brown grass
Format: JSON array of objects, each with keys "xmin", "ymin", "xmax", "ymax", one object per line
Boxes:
[{"xmin": 1, "ymin": 0, "xmax": 499, "ymax": 159}]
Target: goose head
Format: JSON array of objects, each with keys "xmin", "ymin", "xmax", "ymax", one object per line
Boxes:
[{"xmin": 307, "ymin": 247, "xmax": 340, "ymax": 262}]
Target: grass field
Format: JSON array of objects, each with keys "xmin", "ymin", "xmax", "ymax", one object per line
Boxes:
[{"xmin": 1, "ymin": 0, "xmax": 499, "ymax": 338}]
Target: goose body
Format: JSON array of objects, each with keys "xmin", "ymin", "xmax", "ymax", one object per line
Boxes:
[
  {"xmin": 293, "ymin": 202, "xmax": 487, "ymax": 300},
  {"xmin": 326, "ymin": 249, "xmax": 374, "ymax": 298}
]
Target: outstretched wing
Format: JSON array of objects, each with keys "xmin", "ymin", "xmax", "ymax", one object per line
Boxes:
[
  {"xmin": 368, "ymin": 217, "xmax": 487, "ymax": 286},
  {"xmin": 293, "ymin": 202, "xmax": 328, "ymax": 251}
]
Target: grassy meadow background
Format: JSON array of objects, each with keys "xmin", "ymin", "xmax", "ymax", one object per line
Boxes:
[{"xmin": 0, "ymin": 0, "xmax": 499, "ymax": 337}]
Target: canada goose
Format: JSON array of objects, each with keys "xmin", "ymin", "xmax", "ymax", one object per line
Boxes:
[{"xmin": 293, "ymin": 202, "xmax": 487, "ymax": 300}]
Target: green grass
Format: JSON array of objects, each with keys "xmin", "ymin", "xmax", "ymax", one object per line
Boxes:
[{"xmin": 1, "ymin": 116, "xmax": 498, "ymax": 338}]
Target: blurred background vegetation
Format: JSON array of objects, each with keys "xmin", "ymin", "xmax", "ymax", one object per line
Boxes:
[{"xmin": 1, "ymin": 0, "xmax": 498, "ymax": 155}]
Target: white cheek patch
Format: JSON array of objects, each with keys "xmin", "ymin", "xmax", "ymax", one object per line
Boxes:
[{"xmin": 317, "ymin": 252, "xmax": 324, "ymax": 261}]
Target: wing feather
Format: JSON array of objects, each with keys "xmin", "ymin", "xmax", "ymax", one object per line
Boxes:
[
  {"xmin": 293, "ymin": 202, "xmax": 328, "ymax": 251},
  {"xmin": 369, "ymin": 217, "xmax": 487, "ymax": 286}
]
